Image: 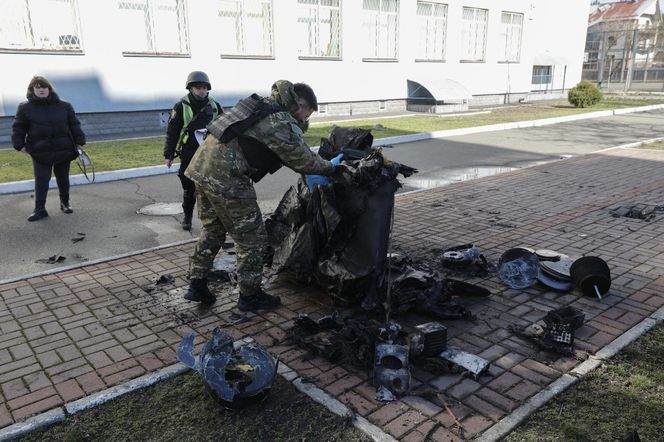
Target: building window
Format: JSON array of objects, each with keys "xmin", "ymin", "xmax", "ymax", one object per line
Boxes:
[
  {"xmin": 500, "ymin": 11, "xmax": 522, "ymax": 62},
  {"xmin": 362, "ymin": 0, "xmax": 399, "ymax": 60},
  {"xmin": 415, "ymin": 1, "xmax": 447, "ymax": 61},
  {"xmin": 378, "ymin": 100, "xmax": 387, "ymax": 111},
  {"xmin": 118, "ymin": 0, "xmax": 190, "ymax": 55},
  {"xmin": 298, "ymin": 0, "xmax": 341, "ymax": 58},
  {"xmin": 218, "ymin": 0, "xmax": 273, "ymax": 57},
  {"xmin": 461, "ymin": 7, "xmax": 487, "ymax": 62},
  {"xmin": 317, "ymin": 103, "xmax": 328, "ymax": 114},
  {"xmin": 532, "ymin": 65, "xmax": 552, "ymax": 85},
  {"xmin": 1, "ymin": 0, "xmax": 82, "ymax": 51}
]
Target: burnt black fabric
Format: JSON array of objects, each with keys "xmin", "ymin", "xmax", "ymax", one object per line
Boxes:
[
  {"xmin": 12, "ymin": 92, "xmax": 85, "ymax": 165},
  {"xmin": 267, "ymin": 144, "xmax": 409, "ymax": 306},
  {"xmin": 318, "ymin": 127, "xmax": 374, "ymax": 160}
]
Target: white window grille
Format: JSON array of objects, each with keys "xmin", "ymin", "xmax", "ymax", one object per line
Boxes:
[
  {"xmin": 415, "ymin": 1, "xmax": 447, "ymax": 61},
  {"xmin": 532, "ymin": 65, "xmax": 554, "ymax": 92},
  {"xmin": 461, "ymin": 7, "xmax": 487, "ymax": 62},
  {"xmin": 532, "ymin": 65, "xmax": 552, "ymax": 85},
  {"xmin": 378, "ymin": 100, "xmax": 387, "ymax": 111},
  {"xmin": 218, "ymin": 0, "xmax": 273, "ymax": 57},
  {"xmin": 362, "ymin": 0, "xmax": 399, "ymax": 59},
  {"xmin": 500, "ymin": 11, "xmax": 523, "ymax": 62},
  {"xmin": 317, "ymin": 103, "xmax": 328, "ymax": 114},
  {"xmin": 118, "ymin": 0, "xmax": 190, "ymax": 55},
  {"xmin": 297, "ymin": 0, "xmax": 341, "ymax": 58},
  {"xmin": 1, "ymin": 0, "xmax": 82, "ymax": 51}
]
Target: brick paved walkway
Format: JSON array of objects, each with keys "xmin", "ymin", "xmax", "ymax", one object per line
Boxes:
[{"xmin": 1, "ymin": 147, "xmax": 664, "ymax": 440}]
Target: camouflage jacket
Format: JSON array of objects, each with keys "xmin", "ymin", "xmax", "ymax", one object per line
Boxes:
[{"xmin": 185, "ymin": 80, "xmax": 334, "ymax": 199}]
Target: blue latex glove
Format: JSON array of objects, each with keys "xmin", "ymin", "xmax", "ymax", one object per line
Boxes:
[
  {"xmin": 331, "ymin": 152, "xmax": 344, "ymax": 166},
  {"xmin": 305, "ymin": 174, "xmax": 329, "ymax": 191},
  {"xmin": 305, "ymin": 153, "xmax": 344, "ymax": 191}
]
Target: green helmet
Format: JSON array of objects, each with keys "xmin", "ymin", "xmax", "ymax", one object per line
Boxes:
[{"xmin": 185, "ymin": 71, "xmax": 211, "ymax": 90}]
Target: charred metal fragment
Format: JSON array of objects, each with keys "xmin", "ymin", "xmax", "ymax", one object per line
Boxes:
[
  {"xmin": 177, "ymin": 327, "xmax": 277, "ymax": 408},
  {"xmin": 510, "ymin": 306, "xmax": 585, "ymax": 355},
  {"xmin": 438, "ymin": 347, "xmax": 490, "ymax": 380},
  {"xmin": 497, "ymin": 247, "xmax": 540, "ymax": 289},
  {"xmin": 373, "ymin": 343, "xmax": 411, "ymax": 397},
  {"xmin": 410, "ymin": 322, "xmax": 448, "ymax": 358}
]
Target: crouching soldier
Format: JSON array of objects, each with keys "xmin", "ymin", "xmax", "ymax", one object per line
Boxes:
[
  {"xmin": 164, "ymin": 71, "xmax": 223, "ymax": 230},
  {"xmin": 183, "ymin": 80, "xmax": 351, "ymax": 311}
]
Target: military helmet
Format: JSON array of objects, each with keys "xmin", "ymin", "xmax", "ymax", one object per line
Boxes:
[{"xmin": 185, "ymin": 71, "xmax": 211, "ymax": 90}]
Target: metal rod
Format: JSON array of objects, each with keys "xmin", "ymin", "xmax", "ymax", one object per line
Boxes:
[{"xmin": 594, "ymin": 284, "xmax": 603, "ymax": 301}]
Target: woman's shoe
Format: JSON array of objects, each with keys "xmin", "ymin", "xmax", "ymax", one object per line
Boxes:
[
  {"xmin": 28, "ymin": 208, "xmax": 49, "ymax": 222},
  {"xmin": 60, "ymin": 202, "xmax": 73, "ymax": 214}
]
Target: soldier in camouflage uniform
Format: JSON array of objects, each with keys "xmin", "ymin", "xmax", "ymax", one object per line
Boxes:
[{"xmin": 183, "ymin": 80, "xmax": 350, "ymax": 311}]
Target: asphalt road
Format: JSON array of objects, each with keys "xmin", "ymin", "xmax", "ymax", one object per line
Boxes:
[{"xmin": 1, "ymin": 110, "xmax": 662, "ymax": 281}]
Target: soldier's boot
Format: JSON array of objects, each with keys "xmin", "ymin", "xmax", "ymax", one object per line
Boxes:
[
  {"xmin": 181, "ymin": 193, "xmax": 195, "ymax": 231},
  {"xmin": 28, "ymin": 200, "xmax": 49, "ymax": 222},
  {"xmin": 184, "ymin": 278, "xmax": 216, "ymax": 305},
  {"xmin": 60, "ymin": 193, "xmax": 73, "ymax": 214},
  {"xmin": 237, "ymin": 289, "xmax": 281, "ymax": 312}
]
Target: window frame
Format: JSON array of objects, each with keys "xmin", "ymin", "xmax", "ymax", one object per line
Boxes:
[
  {"xmin": 415, "ymin": 0, "xmax": 448, "ymax": 62},
  {"xmin": 499, "ymin": 11, "xmax": 523, "ymax": 63},
  {"xmin": 297, "ymin": 0, "xmax": 342, "ymax": 60},
  {"xmin": 217, "ymin": 0, "xmax": 275, "ymax": 59},
  {"xmin": 460, "ymin": 6, "xmax": 488, "ymax": 63},
  {"xmin": 0, "ymin": 0, "xmax": 84, "ymax": 54},
  {"xmin": 531, "ymin": 65, "xmax": 554, "ymax": 91},
  {"xmin": 119, "ymin": 0, "xmax": 191, "ymax": 57},
  {"xmin": 362, "ymin": 0, "xmax": 400, "ymax": 62}
]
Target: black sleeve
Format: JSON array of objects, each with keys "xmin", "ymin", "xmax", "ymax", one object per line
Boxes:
[
  {"xmin": 164, "ymin": 101, "xmax": 184, "ymax": 159},
  {"xmin": 66, "ymin": 102, "xmax": 86, "ymax": 146},
  {"xmin": 11, "ymin": 103, "xmax": 29, "ymax": 151}
]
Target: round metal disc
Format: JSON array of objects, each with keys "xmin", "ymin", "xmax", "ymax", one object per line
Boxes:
[
  {"xmin": 497, "ymin": 248, "xmax": 540, "ymax": 289},
  {"xmin": 535, "ymin": 249, "xmax": 564, "ymax": 261},
  {"xmin": 540, "ymin": 258, "xmax": 574, "ymax": 280},
  {"xmin": 537, "ymin": 272, "xmax": 574, "ymax": 292}
]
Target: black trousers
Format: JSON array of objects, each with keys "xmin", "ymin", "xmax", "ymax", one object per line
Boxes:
[
  {"xmin": 33, "ymin": 158, "xmax": 70, "ymax": 203},
  {"xmin": 178, "ymin": 150, "xmax": 196, "ymax": 196}
]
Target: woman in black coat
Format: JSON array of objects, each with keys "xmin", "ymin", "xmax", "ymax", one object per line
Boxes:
[{"xmin": 12, "ymin": 76, "xmax": 86, "ymax": 221}]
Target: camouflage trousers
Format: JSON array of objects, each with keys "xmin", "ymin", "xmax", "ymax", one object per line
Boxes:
[{"xmin": 189, "ymin": 185, "xmax": 267, "ymax": 297}]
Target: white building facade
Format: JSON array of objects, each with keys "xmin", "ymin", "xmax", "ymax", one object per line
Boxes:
[{"xmin": 0, "ymin": 0, "xmax": 589, "ymax": 137}]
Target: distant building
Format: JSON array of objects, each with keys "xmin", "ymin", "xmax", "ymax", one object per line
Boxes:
[
  {"xmin": 584, "ymin": 0, "xmax": 663, "ymax": 85},
  {"xmin": 0, "ymin": 0, "xmax": 589, "ymax": 140}
]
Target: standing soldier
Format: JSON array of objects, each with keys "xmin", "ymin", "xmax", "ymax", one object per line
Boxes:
[
  {"xmin": 183, "ymin": 80, "xmax": 351, "ymax": 310},
  {"xmin": 164, "ymin": 71, "xmax": 223, "ymax": 231}
]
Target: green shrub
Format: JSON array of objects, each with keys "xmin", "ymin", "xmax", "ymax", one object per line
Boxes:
[{"xmin": 568, "ymin": 80, "xmax": 603, "ymax": 108}]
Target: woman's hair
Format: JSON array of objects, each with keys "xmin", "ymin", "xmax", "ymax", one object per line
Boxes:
[{"xmin": 27, "ymin": 76, "xmax": 54, "ymax": 94}]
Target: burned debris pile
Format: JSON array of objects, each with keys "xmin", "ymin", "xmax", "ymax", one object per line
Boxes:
[{"xmin": 266, "ymin": 127, "xmax": 417, "ymax": 308}]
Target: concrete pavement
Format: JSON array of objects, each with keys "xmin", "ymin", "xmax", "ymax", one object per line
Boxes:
[
  {"xmin": 1, "ymin": 109, "xmax": 663, "ymax": 281},
  {"xmin": 1, "ymin": 144, "xmax": 664, "ymax": 440}
]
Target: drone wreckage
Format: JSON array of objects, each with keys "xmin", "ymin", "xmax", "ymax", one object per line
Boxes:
[{"xmin": 176, "ymin": 127, "xmax": 608, "ymax": 407}]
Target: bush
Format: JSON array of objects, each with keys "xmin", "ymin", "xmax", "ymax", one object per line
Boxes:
[{"xmin": 568, "ymin": 80, "xmax": 603, "ymax": 108}]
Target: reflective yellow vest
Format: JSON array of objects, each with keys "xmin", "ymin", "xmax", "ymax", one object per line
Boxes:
[{"xmin": 177, "ymin": 95, "xmax": 219, "ymax": 148}]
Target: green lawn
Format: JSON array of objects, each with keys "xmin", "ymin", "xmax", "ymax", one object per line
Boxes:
[
  {"xmin": 2, "ymin": 98, "xmax": 662, "ymax": 183},
  {"xmin": 636, "ymin": 140, "xmax": 664, "ymax": 150},
  {"xmin": 17, "ymin": 373, "xmax": 371, "ymax": 442},
  {"xmin": 505, "ymin": 322, "xmax": 664, "ymax": 442}
]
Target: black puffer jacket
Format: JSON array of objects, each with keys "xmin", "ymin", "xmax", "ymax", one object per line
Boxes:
[{"xmin": 11, "ymin": 91, "xmax": 86, "ymax": 165}]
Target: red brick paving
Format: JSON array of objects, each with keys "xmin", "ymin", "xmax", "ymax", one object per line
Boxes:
[{"xmin": 1, "ymin": 148, "xmax": 664, "ymax": 440}]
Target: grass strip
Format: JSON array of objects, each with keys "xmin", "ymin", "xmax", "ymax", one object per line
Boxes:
[
  {"xmin": 2, "ymin": 98, "xmax": 662, "ymax": 183},
  {"xmin": 17, "ymin": 374, "xmax": 371, "ymax": 442},
  {"xmin": 505, "ymin": 322, "xmax": 664, "ymax": 442}
]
